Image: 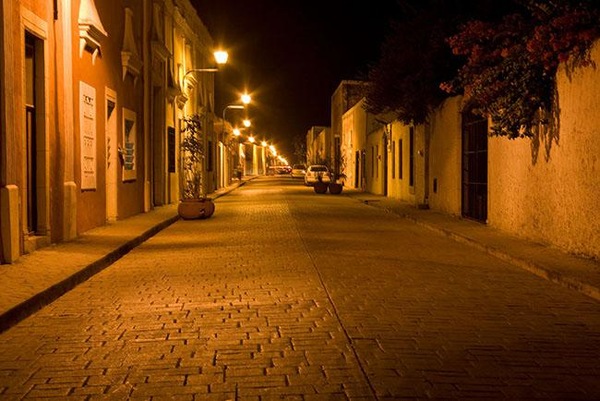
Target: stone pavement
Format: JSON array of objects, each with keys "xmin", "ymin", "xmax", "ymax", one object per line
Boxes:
[
  {"xmin": 0, "ymin": 178, "xmax": 598, "ymax": 335},
  {"xmin": 342, "ymin": 190, "xmax": 600, "ymax": 303},
  {"xmin": 0, "ymin": 178, "xmax": 252, "ymax": 333}
]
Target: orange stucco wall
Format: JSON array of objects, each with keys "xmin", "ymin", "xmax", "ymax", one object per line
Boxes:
[{"xmin": 71, "ymin": 0, "xmax": 145, "ymax": 233}]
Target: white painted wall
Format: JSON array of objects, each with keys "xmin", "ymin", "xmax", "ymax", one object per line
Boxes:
[{"xmin": 427, "ymin": 97, "xmax": 462, "ymax": 215}]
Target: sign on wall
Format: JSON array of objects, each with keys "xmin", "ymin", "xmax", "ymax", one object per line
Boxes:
[
  {"xmin": 122, "ymin": 108, "xmax": 137, "ymax": 181},
  {"xmin": 80, "ymin": 81, "xmax": 97, "ymax": 190}
]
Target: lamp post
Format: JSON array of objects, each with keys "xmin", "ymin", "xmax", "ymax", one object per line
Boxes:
[
  {"xmin": 177, "ymin": 50, "xmax": 228, "ymax": 205},
  {"xmin": 222, "ymin": 104, "xmax": 245, "ymax": 123}
]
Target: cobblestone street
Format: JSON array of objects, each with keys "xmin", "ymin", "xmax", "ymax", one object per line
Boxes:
[{"xmin": 1, "ymin": 177, "xmax": 599, "ymax": 400}]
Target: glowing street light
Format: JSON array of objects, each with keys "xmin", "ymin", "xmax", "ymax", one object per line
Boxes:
[
  {"xmin": 183, "ymin": 50, "xmax": 229, "ymax": 80},
  {"xmin": 248, "ymin": 136, "xmax": 256, "ymax": 143},
  {"xmin": 241, "ymin": 93, "xmax": 251, "ymax": 105},
  {"xmin": 213, "ymin": 50, "xmax": 229, "ymax": 65},
  {"xmin": 243, "ymin": 119, "xmax": 251, "ymax": 128}
]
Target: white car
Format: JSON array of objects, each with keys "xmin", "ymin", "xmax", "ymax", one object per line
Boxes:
[
  {"xmin": 290, "ymin": 164, "xmax": 306, "ymax": 178},
  {"xmin": 304, "ymin": 165, "xmax": 331, "ymax": 185}
]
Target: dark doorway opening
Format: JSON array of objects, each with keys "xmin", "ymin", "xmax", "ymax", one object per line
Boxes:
[{"xmin": 461, "ymin": 110, "xmax": 488, "ymax": 222}]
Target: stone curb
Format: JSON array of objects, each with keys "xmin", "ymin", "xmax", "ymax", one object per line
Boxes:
[
  {"xmin": 411, "ymin": 217, "xmax": 600, "ymax": 302},
  {"xmin": 0, "ymin": 215, "xmax": 180, "ymax": 334}
]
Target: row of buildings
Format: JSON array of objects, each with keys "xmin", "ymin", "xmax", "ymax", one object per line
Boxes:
[
  {"xmin": 0, "ymin": 0, "xmax": 256, "ymax": 264},
  {"xmin": 307, "ymin": 42, "xmax": 600, "ymax": 260}
]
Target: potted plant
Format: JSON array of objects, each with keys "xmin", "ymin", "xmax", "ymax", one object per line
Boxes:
[
  {"xmin": 327, "ymin": 154, "xmax": 346, "ymax": 195},
  {"xmin": 177, "ymin": 114, "xmax": 215, "ymax": 219},
  {"xmin": 313, "ymin": 173, "xmax": 329, "ymax": 194}
]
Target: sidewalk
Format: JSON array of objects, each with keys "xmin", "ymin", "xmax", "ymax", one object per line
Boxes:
[
  {"xmin": 1, "ymin": 179, "xmax": 598, "ymax": 333},
  {"xmin": 344, "ymin": 189, "xmax": 600, "ymax": 303},
  {"xmin": 0, "ymin": 178, "xmax": 252, "ymax": 333}
]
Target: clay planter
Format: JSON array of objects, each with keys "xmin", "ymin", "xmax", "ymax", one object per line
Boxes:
[
  {"xmin": 313, "ymin": 181, "xmax": 328, "ymax": 194},
  {"xmin": 178, "ymin": 198, "xmax": 215, "ymax": 220},
  {"xmin": 328, "ymin": 182, "xmax": 343, "ymax": 194}
]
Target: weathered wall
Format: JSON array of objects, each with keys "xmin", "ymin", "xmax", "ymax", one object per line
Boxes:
[
  {"xmin": 428, "ymin": 96, "xmax": 462, "ymax": 215},
  {"xmin": 386, "ymin": 121, "xmax": 416, "ymax": 202},
  {"xmin": 488, "ymin": 41, "xmax": 600, "ymax": 259},
  {"xmin": 341, "ymin": 100, "xmax": 367, "ymax": 189}
]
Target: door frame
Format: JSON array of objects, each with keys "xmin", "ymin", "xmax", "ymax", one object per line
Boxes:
[{"xmin": 461, "ymin": 110, "xmax": 488, "ymax": 222}]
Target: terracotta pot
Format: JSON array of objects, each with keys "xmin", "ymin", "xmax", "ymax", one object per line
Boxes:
[
  {"xmin": 313, "ymin": 181, "xmax": 328, "ymax": 194},
  {"xmin": 328, "ymin": 182, "xmax": 343, "ymax": 194},
  {"xmin": 178, "ymin": 198, "xmax": 215, "ymax": 220}
]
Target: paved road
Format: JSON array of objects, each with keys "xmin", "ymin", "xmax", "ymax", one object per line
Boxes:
[{"xmin": 1, "ymin": 176, "xmax": 599, "ymax": 400}]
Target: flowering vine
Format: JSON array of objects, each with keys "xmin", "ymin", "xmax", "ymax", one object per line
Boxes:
[{"xmin": 442, "ymin": 1, "xmax": 600, "ymax": 138}]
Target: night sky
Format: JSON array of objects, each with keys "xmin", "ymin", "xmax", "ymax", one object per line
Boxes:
[{"xmin": 191, "ymin": 0, "xmax": 400, "ymax": 159}]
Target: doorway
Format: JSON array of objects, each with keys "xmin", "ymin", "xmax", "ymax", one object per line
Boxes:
[
  {"xmin": 25, "ymin": 32, "xmax": 42, "ymax": 235},
  {"xmin": 461, "ymin": 110, "xmax": 488, "ymax": 222}
]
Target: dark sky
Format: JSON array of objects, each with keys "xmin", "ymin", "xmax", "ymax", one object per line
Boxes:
[{"xmin": 191, "ymin": 1, "xmax": 399, "ymax": 159}]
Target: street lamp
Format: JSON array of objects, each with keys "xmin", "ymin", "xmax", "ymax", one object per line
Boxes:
[
  {"xmin": 177, "ymin": 49, "xmax": 228, "ymax": 203},
  {"xmin": 214, "ymin": 50, "xmax": 229, "ymax": 64},
  {"xmin": 222, "ymin": 104, "xmax": 245, "ymax": 123},
  {"xmin": 183, "ymin": 50, "xmax": 228, "ymax": 81}
]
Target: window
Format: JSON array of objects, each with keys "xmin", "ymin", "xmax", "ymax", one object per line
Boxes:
[
  {"xmin": 122, "ymin": 108, "xmax": 137, "ymax": 181},
  {"xmin": 168, "ymin": 126, "xmax": 175, "ymax": 173},
  {"xmin": 207, "ymin": 140, "xmax": 213, "ymax": 171},
  {"xmin": 398, "ymin": 139, "xmax": 403, "ymax": 179},
  {"xmin": 391, "ymin": 141, "xmax": 396, "ymax": 179},
  {"xmin": 371, "ymin": 146, "xmax": 375, "ymax": 177},
  {"xmin": 375, "ymin": 145, "xmax": 379, "ymax": 178},
  {"xmin": 409, "ymin": 127, "xmax": 414, "ymax": 187}
]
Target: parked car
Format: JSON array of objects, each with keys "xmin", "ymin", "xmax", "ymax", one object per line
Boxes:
[
  {"xmin": 304, "ymin": 165, "xmax": 331, "ymax": 185},
  {"xmin": 267, "ymin": 165, "xmax": 292, "ymax": 175},
  {"xmin": 290, "ymin": 164, "xmax": 306, "ymax": 178}
]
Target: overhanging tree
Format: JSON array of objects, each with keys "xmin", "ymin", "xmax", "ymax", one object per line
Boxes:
[
  {"xmin": 442, "ymin": 0, "xmax": 600, "ymax": 138},
  {"xmin": 365, "ymin": 0, "xmax": 515, "ymax": 125}
]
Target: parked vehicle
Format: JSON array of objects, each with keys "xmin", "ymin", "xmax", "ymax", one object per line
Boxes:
[
  {"xmin": 267, "ymin": 165, "xmax": 292, "ymax": 175},
  {"xmin": 290, "ymin": 164, "xmax": 306, "ymax": 178},
  {"xmin": 304, "ymin": 165, "xmax": 331, "ymax": 185}
]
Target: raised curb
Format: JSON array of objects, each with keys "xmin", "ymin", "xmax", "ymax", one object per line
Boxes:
[
  {"xmin": 356, "ymin": 196, "xmax": 600, "ymax": 303},
  {"xmin": 0, "ymin": 178, "xmax": 252, "ymax": 334},
  {"xmin": 0, "ymin": 215, "xmax": 180, "ymax": 334}
]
